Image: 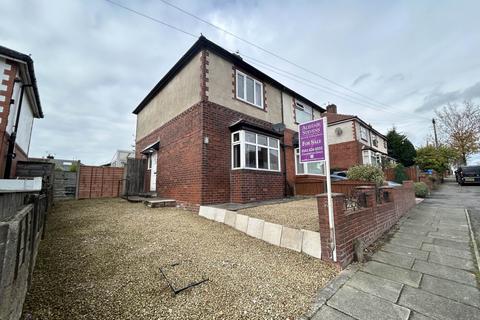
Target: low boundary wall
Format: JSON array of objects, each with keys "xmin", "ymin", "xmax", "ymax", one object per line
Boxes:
[
  {"xmin": 317, "ymin": 181, "xmax": 416, "ymax": 268},
  {"xmin": 0, "ymin": 192, "xmax": 49, "ymax": 320}
]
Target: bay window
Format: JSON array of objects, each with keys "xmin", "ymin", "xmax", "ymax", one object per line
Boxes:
[
  {"xmin": 362, "ymin": 150, "xmax": 382, "ymax": 167},
  {"xmin": 295, "ymin": 148, "xmax": 325, "ymax": 175},
  {"xmin": 236, "ymin": 70, "xmax": 263, "ymax": 109},
  {"xmin": 232, "ymin": 130, "xmax": 280, "ymax": 172}
]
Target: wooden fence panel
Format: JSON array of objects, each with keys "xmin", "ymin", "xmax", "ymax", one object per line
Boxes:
[
  {"xmin": 77, "ymin": 166, "xmax": 124, "ymax": 199},
  {"xmin": 294, "ymin": 175, "xmax": 375, "ymax": 196},
  {"xmin": 384, "ymin": 166, "xmax": 419, "ymax": 182},
  {"xmin": 53, "ymin": 171, "xmax": 77, "ymax": 201}
]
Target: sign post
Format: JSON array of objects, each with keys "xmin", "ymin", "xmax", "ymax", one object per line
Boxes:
[{"xmin": 299, "ymin": 118, "xmax": 336, "ymax": 262}]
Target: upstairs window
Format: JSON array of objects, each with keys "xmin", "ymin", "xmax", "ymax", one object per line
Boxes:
[
  {"xmin": 232, "ymin": 130, "xmax": 280, "ymax": 172},
  {"xmin": 360, "ymin": 126, "xmax": 368, "ymax": 141},
  {"xmin": 295, "ymin": 102, "xmax": 313, "ymax": 123},
  {"xmin": 372, "ymin": 135, "xmax": 378, "ymax": 147},
  {"xmin": 236, "ymin": 70, "xmax": 263, "ymax": 109}
]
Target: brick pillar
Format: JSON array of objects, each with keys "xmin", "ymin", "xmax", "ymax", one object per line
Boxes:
[
  {"xmin": 402, "ymin": 180, "xmax": 415, "ymax": 212},
  {"xmin": 316, "ymin": 193, "xmax": 346, "ymax": 264},
  {"xmin": 378, "ymin": 186, "xmax": 394, "ymax": 203},
  {"xmin": 355, "ymin": 186, "xmax": 376, "ymax": 208}
]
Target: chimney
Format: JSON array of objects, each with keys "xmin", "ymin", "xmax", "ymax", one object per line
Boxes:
[{"xmin": 326, "ymin": 104, "xmax": 337, "ymax": 114}]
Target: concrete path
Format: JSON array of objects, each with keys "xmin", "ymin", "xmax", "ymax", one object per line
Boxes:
[{"xmin": 307, "ymin": 180, "xmax": 480, "ymax": 320}]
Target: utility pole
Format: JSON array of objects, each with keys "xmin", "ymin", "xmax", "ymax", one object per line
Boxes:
[{"xmin": 432, "ymin": 118, "xmax": 439, "ymax": 148}]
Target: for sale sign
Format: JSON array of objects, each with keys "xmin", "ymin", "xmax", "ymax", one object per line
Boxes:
[{"xmin": 299, "ymin": 118, "xmax": 326, "ymax": 162}]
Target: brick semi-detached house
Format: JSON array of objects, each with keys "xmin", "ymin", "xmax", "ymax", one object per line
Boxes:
[
  {"xmin": 323, "ymin": 104, "xmax": 394, "ymax": 170},
  {"xmin": 133, "ymin": 36, "xmax": 334, "ymax": 205},
  {"xmin": 0, "ymin": 46, "xmax": 43, "ymax": 178},
  {"xmin": 133, "ymin": 36, "xmax": 335, "ymax": 208}
]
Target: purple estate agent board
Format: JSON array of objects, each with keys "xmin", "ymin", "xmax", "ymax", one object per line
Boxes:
[{"xmin": 299, "ymin": 119, "xmax": 326, "ymax": 163}]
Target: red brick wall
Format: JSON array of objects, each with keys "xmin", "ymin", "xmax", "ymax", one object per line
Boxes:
[
  {"xmin": 230, "ymin": 169, "xmax": 284, "ymax": 203},
  {"xmin": 329, "ymin": 140, "xmax": 363, "ymax": 170},
  {"xmin": 136, "ymin": 101, "xmax": 290, "ymax": 206},
  {"xmin": 283, "ymin": 129, "xmax": 296, "ymax": 196},
  {"xmin": 317, "ymin": 181, "xmax": 415, "ymax": 268},
  {"xmin": 11, "ymin": 142, "xmax": 27, "ymax": 177},
  {"xmin": 135, "ymin": 103, "xmax": 204, "ymax": 205},
  {"xmin": 201, "ymin": 101, "xmax": 286, "ymax": 204},
  {"xmin": 78, "ymin": 166, "xmax": 124, "ymax": 199}
]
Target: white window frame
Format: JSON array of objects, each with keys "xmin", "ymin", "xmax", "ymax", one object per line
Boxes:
[
  {"xmin": 362, "ymin": 150, "xmax": 382, "ymax": 167},
  {"xmin": 235, "ymin": 70, "xmax": 264, "ymax": 109},
  {"xmin": 231, "ymin": 130, "xmax": 280, "ymax": 172},
  {"xmin": 294, "ymin": 101, "xmax": 313, "ymax": 124},
  {"xmin": 294, "ymin": 148, "xmax": 326, "ymax": 176},
  {"xmin": 360, "ymin": 126, "xmax": 368, "ymax": 141}
]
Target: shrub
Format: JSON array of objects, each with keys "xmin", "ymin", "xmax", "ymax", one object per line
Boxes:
[
  {"xmin": 347, "ymin": 165, "xmax": 384, "ymax": 186},
  {"xmin": 414, "ymin": 182, "xmax": 429, "ymax": 198},
  {"xmin": 394, "ymin": 164, "xmax": 408, "ymax": 183}
]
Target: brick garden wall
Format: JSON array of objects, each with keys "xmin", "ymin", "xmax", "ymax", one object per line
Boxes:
[
  {"xmin": 329, "ymin": 140, "xmax": 362, "ymax": 170},
  {"xmin": 77, "ymin": 166, "xmax": 124, "ymax": 199},
  {"xmin": 317, "ymin": 181, "xmax": 415, "ymax": 268}
]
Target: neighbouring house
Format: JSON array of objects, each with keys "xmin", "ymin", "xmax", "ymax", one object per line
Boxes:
[
  {"xmin": 133, "ymin": 36, "xmax": 328, "ymax": 208},
  {"xmin": 0, "ymin": 45, "xmax": 43, "ymax": 178},
  {"xmin": 29, "ymin": 156, "xmax": 80, "ymax": 171},
  {"xmin": 108, "ymin": 150, "xmax": 134, "ymax": 167},
  {"xmin": 322, "ymin": 104, "xmax": 395, "ymax": 170}
]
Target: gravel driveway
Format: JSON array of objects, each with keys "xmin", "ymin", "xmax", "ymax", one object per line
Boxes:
[
  {"xmin": 23, "ymin": 198, "xmax": 337, "ymax": 319},
  {"xmin": 239, "ymin": 198, "xmax": 320, "ymax": 232}
]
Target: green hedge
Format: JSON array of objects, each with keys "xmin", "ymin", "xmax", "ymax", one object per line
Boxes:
[
  {"xmin": 414, "ymin": 182, "xmax": 429, "ymax": 198},
  {"xmin": 347, "ymin": 165, "xmax": 384, "ymax": 186}
]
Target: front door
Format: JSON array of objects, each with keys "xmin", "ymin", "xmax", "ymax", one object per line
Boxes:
[{"xmin": 150, "ymin": 152, "xmax": 157, "ymax": 191}]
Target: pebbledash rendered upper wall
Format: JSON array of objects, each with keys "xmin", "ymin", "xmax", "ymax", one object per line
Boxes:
[
  {"xmin": 135, "ymin": 51, "xmax": 202, "ymax": 141},
  {"xmin": 354, "ymin": 121, "xmax": 388, "ymax": 154},
  {"xmin": 207, "ymin": 51, "xmax": 322, "ymax": 132},
  {"xmin": 327, "ymin": 120, "xmax": 355, "ymax": 144}
]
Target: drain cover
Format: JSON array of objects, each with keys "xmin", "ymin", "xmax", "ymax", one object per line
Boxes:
[{"xmin": 160, "ymin": 260, "xmax": 209, "ymax": 294}]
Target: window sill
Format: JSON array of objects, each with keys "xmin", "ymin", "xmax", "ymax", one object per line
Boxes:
[
  {"xmin": 231, "ymin": 167, "xmax": 282, "ymax": 174},
  {"xmin": 233, "ymin": 96, "xmax": 267, "ymax": 112}
]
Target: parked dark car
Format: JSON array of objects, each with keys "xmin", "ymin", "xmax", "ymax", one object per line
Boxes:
[
  {"xmin": 330, "ymin": 174, "xmax": 348, "ymax": 182},
  {"xmin": 456, "ymin": 166, "xmax": 480, "ymax": 185},
  {"xmin": 332, "ymin": 171, "xmax": 348, "ymax": 177}
]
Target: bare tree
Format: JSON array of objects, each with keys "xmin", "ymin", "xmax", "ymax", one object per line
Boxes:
[{"xmin": 435, "ymin": 101, "xmax": 480, "ymax": 165}]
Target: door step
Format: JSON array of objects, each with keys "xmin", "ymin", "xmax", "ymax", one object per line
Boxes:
[
  {"xmin": 139, "ymin": 192, "xmax": 158, "ymax": 198},
  {"xmin": 143, "ymin": 198, "xmax": 176, "ymax": 208}
]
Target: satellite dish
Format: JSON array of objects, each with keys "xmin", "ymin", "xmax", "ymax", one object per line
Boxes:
[{"xmin": 335, "ymin": 127, "xmax": 343, "ymax": 136}]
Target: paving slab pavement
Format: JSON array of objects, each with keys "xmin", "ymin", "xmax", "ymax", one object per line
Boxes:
[{"xmin": 307, "ymin": 181, "xmax": 480, "ymax": 320}]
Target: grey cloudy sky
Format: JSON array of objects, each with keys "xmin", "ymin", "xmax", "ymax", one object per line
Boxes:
[{"xmin": 1, "ymin": 0, "xmax": 479, "ymax": 164}]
